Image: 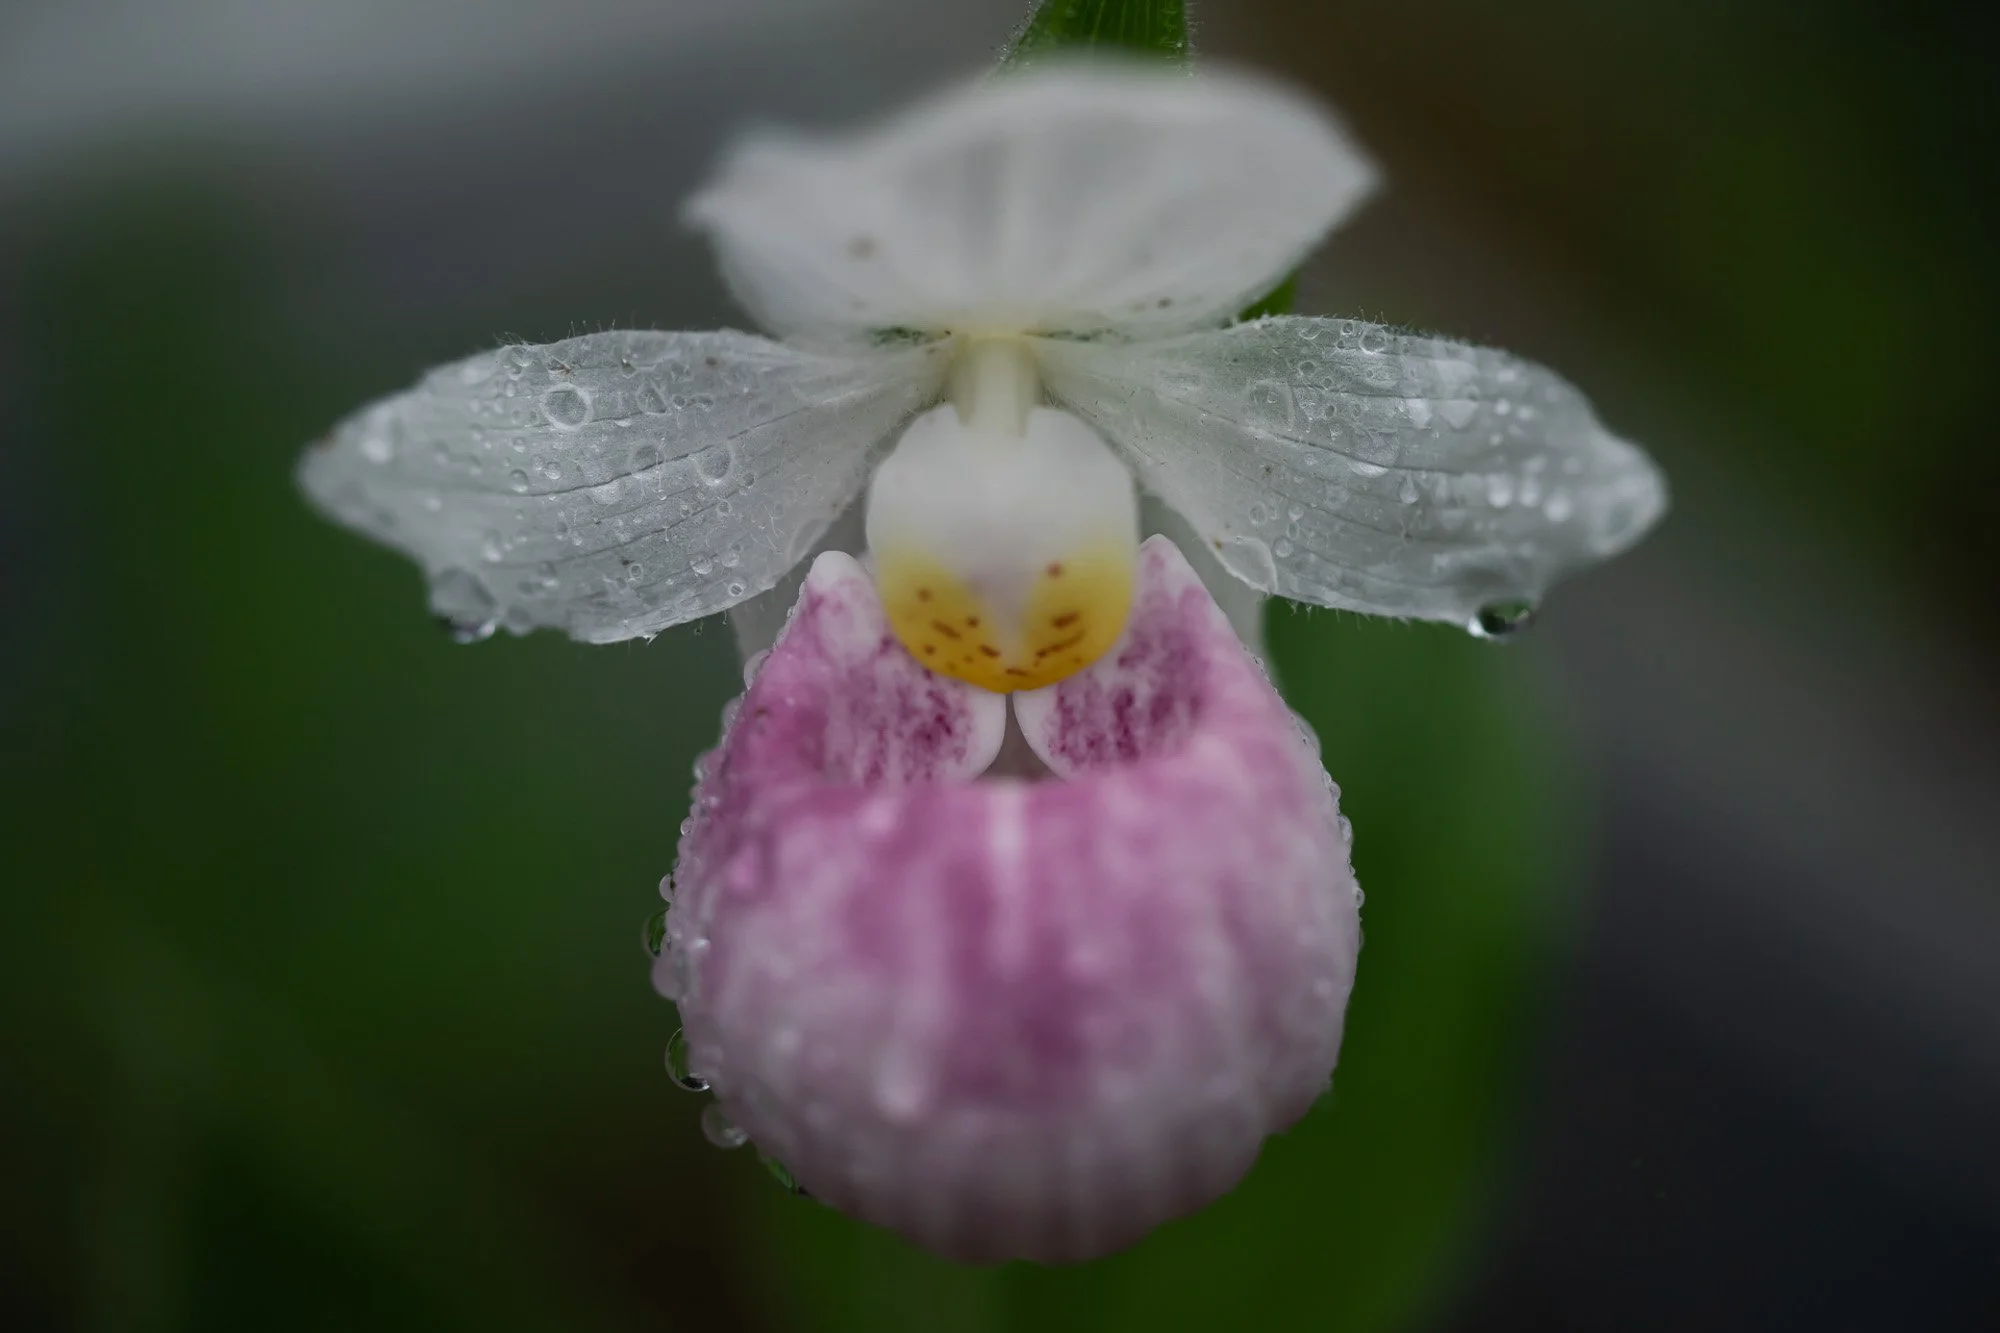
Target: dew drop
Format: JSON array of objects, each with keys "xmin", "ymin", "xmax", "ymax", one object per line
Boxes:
[
  {"xmin": 1248, "ymin": 502, "xmax": 1270, "ymax": 526},
  {"xmin": 360, "ymin": 434, "xmax": 393, "ymax": 464},
  {"xmin": 1359, "ymin": 326, "xmax": 1391, "ymax": 354},
  {"xmin": 1468, "ymin": 599, "xmax": 1538, "ymax": 641},
  {"xmin": 701, "ymin": 1103, "xmax": 749, "ymax": 1150},
  {"xmin": 642, "ymin": 909, "xmax": 667, "ymax": 957},
  {"xmin": 666, "ymin": 1028, "xmax": 709, "ymax": 1091},
  {"xmin": 725, "ymin": 579, "xmax": 747, "ymax": 599},
  {"xmin": 428, "ymin": 569, "xmax": 497, "ymax": 643},
  {"xmin": 1220, "ymin": 535, "xmax": 1279, "ymax": 591},
  {"xmin": 742, "ymin": 649, "xmax": 769, "ymax": 686},
  {"xmin": 1398, "ymin": 474, "xmax": 1419, "ymax": 505},
  {"xmin": 1273, "ymin": 537, "xmax": 1295, "ymax": 559},
  {"xmin": 543, "ymin": 385, "xmax": 590, "ymax": 429},
  {"xmin": 507, "ymin": 468, "xmax": 530, "ymax": 493},
  {"xmin": 694, "ymin": 445, "xmax": 735, "ymax": 487},
  {"xmin": 1439, "ymin": 400, "xmax": 1478, "ymax": 431},
  {"xmin": 691, "ymin": 554, "xmax": 715, "ymax": 576},
  {"xmin": 758, "ymin": 1150, "xmax": 810, "ymax": 1196}
]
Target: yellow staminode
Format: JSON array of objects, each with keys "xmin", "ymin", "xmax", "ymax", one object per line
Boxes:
[
  {"xmin": 874, "ymin": 542, "xmax": 1134, "ymax": 693},
  {"xmin": 864, "ymin": 338, "xmax": 1138, "ymax": 694}
]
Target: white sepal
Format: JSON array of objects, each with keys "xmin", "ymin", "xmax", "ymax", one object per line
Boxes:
[{"xmin": 686, "ymin": 64, "xmax": 1376, "ymax": 348}]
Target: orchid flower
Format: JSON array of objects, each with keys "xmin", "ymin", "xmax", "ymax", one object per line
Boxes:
[{"xmin": 300, "ymin": 63, "xmax": 1664, "ymax": 1263}]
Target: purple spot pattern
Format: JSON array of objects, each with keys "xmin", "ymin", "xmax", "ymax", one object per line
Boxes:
[{"xmin": 662, "ymin": 538, "xmax": 1360, "ymax": 1263}]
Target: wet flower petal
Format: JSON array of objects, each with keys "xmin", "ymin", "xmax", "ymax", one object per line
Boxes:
[
  {"xmin": 299, "ymin": 332, "xmax": 945, "ymax": 643},
  {"xmin": 1038, "ymin": 316, "xmax": 1667, "ymax": 625},
  {"xmin": 667, "ymin": 537, "xmax": 1359, "ymax": 1263}
]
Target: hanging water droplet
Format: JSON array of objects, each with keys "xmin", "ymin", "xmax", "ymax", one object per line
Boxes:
[
  {"xmin": 507, "ymin": 468, "xmax": 530, "ymax": 493},
  {"xmin": 1397, "ymin": 474, "xmax": 1419, "ymax": 505},
  {"xmin": 1468, "ymin": 599, "xmax": 1538, "ymax": 640},
  {"xmin": 428, "ymin": 569, "xmax": 497, "ymax": 643},
  {"xmin": 701, "ymin": 1103, "xmax": 749, "ymax": 1150},
  {"xmin": 758, "ymin": 1149, "xmax": 810, "ymax": 1196},
  {"xmin": 742, "ymin": 649, "xmax": 769, "ymax": 686},
  {"xmin": 666, "ymin": 1028, "xmax": 709, "ymax": 1091},
  {"xmin": 642, "ymin": 909, "xmax": 667, "ymax": 957}
]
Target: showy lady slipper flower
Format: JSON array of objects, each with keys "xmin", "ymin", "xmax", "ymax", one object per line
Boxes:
[{"xmin": 301, "ymin": 63, "xmax": 1664, "ymax": 1262}]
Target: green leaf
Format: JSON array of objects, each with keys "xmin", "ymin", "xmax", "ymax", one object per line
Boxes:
[
  {"xmin": 1236, "ymin": 273, "xmax": 1299, "ymax": 322},
  {"xmin": 1002, "ymin": 0, "xmax": 1189, "ymax": 67}
]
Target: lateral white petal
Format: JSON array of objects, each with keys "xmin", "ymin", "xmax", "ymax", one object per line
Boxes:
[
  {"xmin": 685, "ymin": 64, "xmax": 1376, "ymax": 347},
  {"xmin": 1037, "ymin": 317, "xmax": 1666, "ymax": 623},
  {"xmin": 299, "ymin": 330, "xmax": 945, "ymax": 642}
]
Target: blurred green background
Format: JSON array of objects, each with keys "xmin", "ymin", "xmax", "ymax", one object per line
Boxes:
[{"xmin": 3, "ymin": 2, "xmax": 1994, "ymax": 1330}]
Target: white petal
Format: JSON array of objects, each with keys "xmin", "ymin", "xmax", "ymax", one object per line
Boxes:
[
  {"xmin": 299, "ymin": 330, "xmax": 945, "ymax": 643},
  {"xmin": 684, "ymin": 64, "xmax": 1376, "ymax": 347},
  {"xmin": 1037, "ymin": 317, "xmax": 1667, "ymax": 625}
]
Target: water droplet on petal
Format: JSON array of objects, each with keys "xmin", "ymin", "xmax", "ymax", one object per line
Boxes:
[
  {"xmin": 508, "ymin": 468, "xmax": 530, "ymax": 492},
  {"xmin": 1397, "ymin": 474, "xmax": 1419, "ymax": 505},
  {"xmin": 666, "ymin": 1028, "xmax": 709, "ymax": 1091},
  {"xmin": 1220, "ymin": 535, "xmax": 1279, "ymax": 591},
  {"xmin": 642, "ymin": 909, "xmax": 667, "ymax": 957},
  {"xmin": 694, "ymin": 445, "xmax": 735, "ymax": 487},
  {"xmin": 701, "ymin": 1103, "xmax": 749, "ymax": 1149},
  {"xmin": 1468, "ymin": 599, "xmax": 1538, "ymax": 640},
  {"xmin": 742, "ymin": 649, "xmax": 769, "ymax": 686},
  {"xmin": 542, "ymin": 385, "xmax": 590, "ymax": 429}
]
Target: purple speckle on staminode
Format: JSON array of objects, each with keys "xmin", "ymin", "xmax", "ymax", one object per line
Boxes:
[{"xmin": 661, "ymin": 537, "xmax": 1361, "ymax": 1263}]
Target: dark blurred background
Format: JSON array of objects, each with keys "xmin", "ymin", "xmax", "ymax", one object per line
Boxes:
[{"xmin": 3, "ymin": 2, "xmax": 1995, "ymax": 1330}]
